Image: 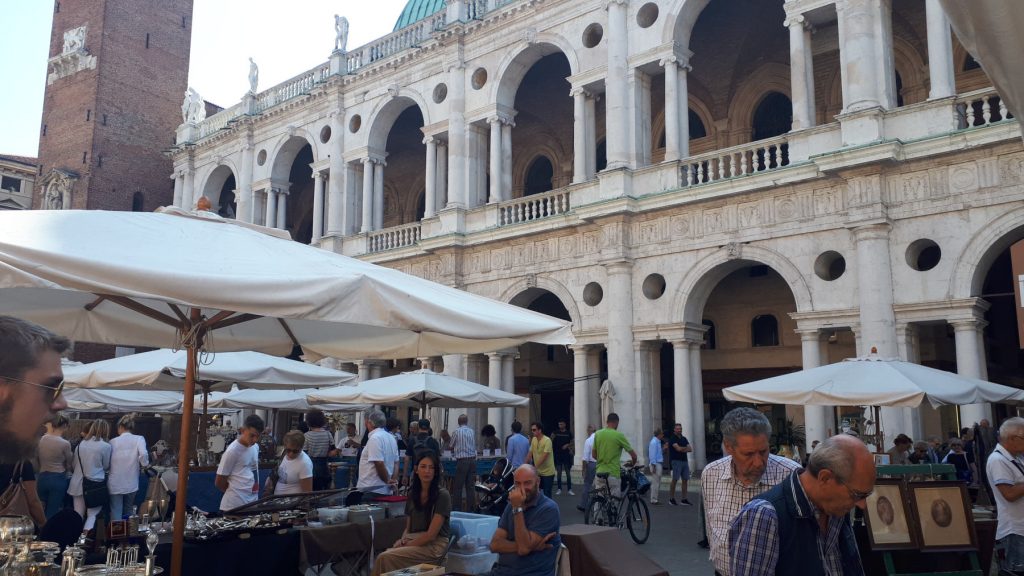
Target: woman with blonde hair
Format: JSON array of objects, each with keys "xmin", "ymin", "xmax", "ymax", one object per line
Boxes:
[
  {"xmin": 108, "ymin": 413, "xmax": 149, "ymax": 520},
  {"xmin": 68, "ymin": 419, "xmax": 111, "ymax": 536},
  {"xmin": 36, "ymin": 413, "xmax": 73, "ymax": 520}
]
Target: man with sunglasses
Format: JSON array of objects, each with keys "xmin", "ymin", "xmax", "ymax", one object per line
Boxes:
[
  {"xmin": 0, "ymin": 316, "xmax": 69, "ymax": 464},
  {"xmin": 728, "ymin": 435, "xmax": 875, "ymax": 576},
  {"xmin": 986, "ymin": 417, "xmax": 1024, "ymax": 575}
]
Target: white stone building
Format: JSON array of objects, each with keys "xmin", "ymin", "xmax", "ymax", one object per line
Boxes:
[
  {"xmin": 171, "ymin": 0, "xmax": 1024, "ymax": 468},
  {"xmin": 0, "ymin": 155, "xmax": 37, "ymax": 210}
]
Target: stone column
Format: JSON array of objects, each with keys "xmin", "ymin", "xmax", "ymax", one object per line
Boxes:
[
  {"xmin": 896, "ymin": 323, "xmax": 923, "ymax": 439},
  {"xmin": 585, "ymin": 96, "xmax": 597, "ymax": 177},
  {"xmin": 604, "ymin": 0, "xmax": 630, "ymax": 169},
  {"xmin": 487, "ymin": 352, "xmax": 505, "ymax": 437},
  {"xmin": 925, "ymin": 0, "xmax": 955, "ymax": 99},
  {"xmin": 447, "ymin": 64, "xmax": 468, "ymax": 209},
  {"xmin": 786, "ymin": 14, "xmax": 816, "ymax": 130},
  {"xmin": 501, "ymin": 121, "xmax": 513, "ymax": 200},
  {"xmin": 837, "ymin": 0, "xmax": 896, "ymax": 111},
  {"xmin": 632, "ymin": 70, "xmax": 652, "ymax": 167},
  {"xmin": 357, "ymin": 361, "xmax": 371, "ymax": 382},
  {"xmin": 327, "ymin": 113, "xmax": 346, "ymax": 236},
  {"xmin": 488, "ymin": 118, "xmax": 502, "ymax": 203},
  {"xmin": 172, "ymin": 173, "xmax": 183, "ymax": 208},
  {"xmin": 634, "ymin": 341, "xmax": 656, "ymax": 462},
  {"xmin": 571, "ymin": 345, "xmax": 592, "ymax": 466},
  {"xmin": 373, "ymin": 161, "xmax": 385, "ymax": 230},
  {"xmin": 436, "ymin": 141, "xmax": 448, "ymax": 208},
  {"xmin": 953, "ymin": 320, "xmax": 992, "ymax": 426},
  {"xmin": 572, "ymin": 88, "xmax": 588, "ymax": 183},
  {"xmin": 605, "ymin": 260, "xmax": 637, "ymax": 447},
  {"xmin": 239, "ymin": 143, "xmax": 254, "ymax": 223},
  {"xmin": 672, "ymin": 340, "xmax": 695, "ymax": 469},
  {"xmin": 661, "ymin": 58, "xmax": 681, "ymax": 162},
  {"xmin": 265, "ymin": 188, "xmax": 278, "ymax": 229},
  {"xmin": 424, "ymin": 136, "xmax": 437, "ymax": 217},
  {"xmin": 311, "ymin": 171, "xmax": 325, "ymax": 242},
  {"xmin": 182, "ymin": 168, "xmax": 195, "ymax": 210},
  {"xmin": 587, "ymin": 346, "xmax": 603, "ymax": 427},
  {"xmin": 502, "ymin": 353, "xmax": 517, "ymax": 433},
  {"xmin": 797, "ymin": 329, "xmax": 828, "ymax": 452},
  {"xmin": 688, "ymin": 342, "xmax": 706, "ymax": 469},
  {"xmin": 275, "ymin": 189, "xmax": 288, "ymax": 230},
  {"xmin": 360, "ymin": 159, "xmax": 374, "ymax": 233}
]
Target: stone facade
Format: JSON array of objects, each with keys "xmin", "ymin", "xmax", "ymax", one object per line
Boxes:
[
  {"xmin": 172, "ymin": 0, "xmax": 1024, "ymax": 468},
  {"xmin": 0, "ymin": 155, "xmax": 36, "ymax": 210}
]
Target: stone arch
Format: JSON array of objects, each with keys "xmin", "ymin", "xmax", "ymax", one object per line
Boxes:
[
  {"xmin": 948, "ymin": 205, "xmax": 1024, "ymax": 299},
  {"xmin": 893, "ymin": 37, "xmax": 928, "ymax": 106},
  {"xmin": 662, "ymin": 0, "xmax": 712, "ymax": 48},
  {"xmin": 199, "ymin": 163, "xmax": 238, "ymax": 209},
  {"xmin": 269, "ymin": 133, "xmax": 317, "ymax": 183},
  {"xmin": 512, "ymin": 142, "xmax": 568, "ymax": 196},
  {"xmin": 499, "ymin": 275, "xmax": 582, "ymax": 330},
  {"xmin": 672, "ymin": 244, "xmax": 814, "ymax": 324},
  {"xmin": 494, "ymin": 39, "xmax": 579, "ymax": 108},
  {"xmin": 726, "ymin": 63, "xmax": 792, "ymax": 141},
  {"xmin": 366, "ymin": 93, "xmax": 430, "ymax": 152}
]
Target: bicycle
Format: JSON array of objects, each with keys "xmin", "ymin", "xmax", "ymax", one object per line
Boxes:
[{"xmin": 584, "ymin": 462, "xmax": 652, "ymax": 544}]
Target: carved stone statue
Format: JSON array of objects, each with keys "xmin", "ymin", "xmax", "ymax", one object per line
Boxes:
[
  {"xmin": 248, "ymin": 57, "xmax": 259, "ymax": 94},
  {"xmin": 62, "ymin": 26, "xmax": 86, "ymax": 54},
  {"xmin": 43, "ymin": 172, "xmax": 72, "ymax": 210},
  {"xmin": 181, "ymin": 90, "xmax": 191, "ymax": 123},
  {"xmin": 335, "ymin": 15, "xmax": 349, "ymax": 52},
  {"xmin": 182, "ymin": 88, "xmax": 206, "ymax": 124}
]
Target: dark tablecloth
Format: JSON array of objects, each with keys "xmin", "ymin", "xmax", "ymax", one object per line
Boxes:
[
  {"xmin": 298, "ymin": 517, "xmax": 407, "ymax": 573},
  {"xmin": 154, "ymin": 527, "xmax": 301, "ymax": 576},
  {"xmin": 854, "ymin": 518, "xmax": 995, "ymax": 575},
  {"xmin": 559, "ymin": 523, "xmax": 669, "ymax": 576}
]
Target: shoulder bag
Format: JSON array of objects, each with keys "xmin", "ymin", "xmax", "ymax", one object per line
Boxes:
[
  {"xmin": 77, "ymin": 446, "xmax": 109, "ymax": 508},
  {"xmin": 0, "ymin": 461, "xmax": 32, "ymax": 518}
]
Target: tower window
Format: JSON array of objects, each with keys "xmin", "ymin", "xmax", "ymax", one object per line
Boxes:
[
  {"xmin": 181, "ymin": 15, "xmax": 187, "ymax": 28},
  {"xmin": 132, "ymin": 192, "xmax": 145, "ymax": 212},
  {"xmin": 145, "ymin": 33, "xmax": 150, "ymax": 49},
  {"xmin": 702, "ymin": 319, "xmax": 717, "ymax": 350},
  {"xmin": 42, "ymin": 124, "xmax": 47, "ymax": 136},
  {"xmin": 82, "ymin": 152, "xmax": 87, "ymax": 164},
  {"xmin": 102, "ymin": 114, "xmax": 107, "ymax": 126},
  {"xmin": 54, "ymin": 2, "xmax": 59, "ymax": 13},
  {"xmin": 97, "ymin": 155, "xmax": 103, "ymax": 168},
  {"xmin": 85, "ymin": 109, "xmax": 90, "ymax": 121},
  {"xmin": 751, "ymin": 315, "xmax": 780, "ymax": 347}
]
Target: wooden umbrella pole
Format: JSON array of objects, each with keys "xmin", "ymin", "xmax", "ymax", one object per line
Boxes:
[{"xmin": 171, "ymin": 309, "xmax": 202, "ymax": 576}]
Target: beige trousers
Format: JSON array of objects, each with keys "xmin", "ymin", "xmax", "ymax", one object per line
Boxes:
[{"xmin": 371, "ymin": 532, "xmax": 448, "ymax": 576}]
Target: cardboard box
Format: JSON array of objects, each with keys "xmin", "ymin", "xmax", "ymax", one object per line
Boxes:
[{"xmin": 381, "ymin": 563, "xmax": 445, "ymax": 576}]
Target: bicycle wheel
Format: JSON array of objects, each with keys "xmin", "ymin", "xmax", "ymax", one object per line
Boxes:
[
  {"xmin": 586, "ymin": 496, "xmax": 607, "ymax": 526},
  {"xmin": 625, "ymin": 496, "xmax": 651, "ymax": 544}
]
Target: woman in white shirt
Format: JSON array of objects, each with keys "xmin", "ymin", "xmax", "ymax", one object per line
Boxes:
[
  {"xmin": 108, "ymin": 414, "xmax": 150, "ymax": 520},
  {"xmin": 272, "ymin": 430, "xmax": 314, "ymax": 495},
  {"xmin": 68, "ymin": 419, "xmax": 112, "ymax": 534}
]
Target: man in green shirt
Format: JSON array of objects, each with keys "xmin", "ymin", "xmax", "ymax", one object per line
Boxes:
[{"xmin": 592, "ymin": 413, "xmax": 637, "ymax": 499}]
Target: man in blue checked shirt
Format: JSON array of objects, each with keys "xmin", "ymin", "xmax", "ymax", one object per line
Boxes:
[{"xmin": 727, "ymin": 435, "xmax": 875, "ymax": 576}]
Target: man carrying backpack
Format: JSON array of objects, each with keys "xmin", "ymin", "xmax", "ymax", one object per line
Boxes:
[{"xmin": 405, "ymin": 418, "xmax": 442, "ymax": 480}]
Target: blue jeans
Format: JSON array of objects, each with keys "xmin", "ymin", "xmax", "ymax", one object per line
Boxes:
[
  {"xmin": 36, "ymin": 472, "xmax": 69, "ymax": 520},
  {"xmin": 109, "ymin": 492, "xmax": 137, "ymax": 520},
  {"xmin": 578, "ymin": 461, "xmax": 596, "ymax": 509},
  {"xmin": 998, "ymin": 533, "xmax": 1024, "ymax": 574},
  {"xmin": 555, "ymin": 460, "xmax": 572, "ymax": 490},
  {"xmin": 539, "ymin": 475, "xmax": 554, "ymax": 498}
]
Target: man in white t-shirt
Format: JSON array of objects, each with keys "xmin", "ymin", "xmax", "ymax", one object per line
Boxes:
[
  {"xmin": 215, "ymin": 414, "xmax": 264, "ymax": 512},
  {"xmin": 576, "ymin": 424, "xmax": 597, "ymax": 512},
  {"xmin": 357, "ymin": 410, "xmax": 399, "ymax": 496},
  {"xmin": 273, "ymin": 430, "xmax": 314, "ymax": 495},
  {"xmin": 648, "ymin": 428, "xmax": 665, "ymax": 504},
  {"xmin": 987, "ymin": 417, "xmax": 1024, "ymax": 575}
]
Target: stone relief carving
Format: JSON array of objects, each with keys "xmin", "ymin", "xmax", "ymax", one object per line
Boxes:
[
  {"xmin": 738, "ymin": 202, "xmax": 761, "ymax": 228},
  {"xmin": 703, "ymin": 209, "xmax": 724, "ymax": 234},
  {"xmin": 582, "ymin": 233, "xmax": 599, "ymax": 254},
  {"xmin": 62, "ymin": 26, "xmax": 86, "ymax": 54},
  {"xmin": 813, "ymin": 187, "xmax": 841, "ymax": 215},
  {"xmin": 899, "ymin": 173, "xmax": 929, "ymax": 202},
  {"xmin": 998, "ymin": 153, "xmax": 1024, "ymax": 185},
  {"xmin": 726, "ymin": 241, "xmax": 742, "ymax": 260},
  {"xmin": 670, "ymin": 215, "xmax": 691, "ymax": 238},
  {"xmin": 774, "ymin": 195, "xmax": 799, "ymax": 221},
  {"xmin": 42, "ymin": 170, "xmax": 75, "ymax": 210},
  {"xmin": 948, "ymin": 165, "xmax": 977, "ymax": 193}
]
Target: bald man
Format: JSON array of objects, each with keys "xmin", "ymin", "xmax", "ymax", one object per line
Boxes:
[
  {"xmin": 728, "ymin": 435, "xmax": 875, "ymax": 576},
  {"xmin": 488, "ymin": 464, "xmax": 561, "ymax": 576}
]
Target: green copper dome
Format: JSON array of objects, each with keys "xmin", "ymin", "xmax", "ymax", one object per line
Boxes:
[{"xmin": 394, "ymin": 0, "xmax": 445, "ymax": 31}]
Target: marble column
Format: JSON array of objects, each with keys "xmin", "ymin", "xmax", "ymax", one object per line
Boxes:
[
  {"xmin": 311, "ymin": 171, "xmax": 325, "ymax": 243},
  {"xmin": 837, "ymin": 0, "xmax": 896, "ymax": 111},
  {"xmin": 502, "ymin": 353, "xmax": 516, "ymax": 428},
  {"xmin": 501, "ymin": 121, "xmax": 512, "ymax": 200},
  {"xmin": 896, "ymin": 323, "xmax": 923, "ymax": 439},
  {"xmin": 239, "ymin": 143, "xmax": 254, "ymax": 223},
  {"xmin": 571, "ymin": 345, "xmax": 592, "ymax": 466},
  {"xmin": 488, "ymin": 118, "xmax": 502, "ymax": 203},
  {"xmin": 798, "ymin": 329, "xmax": 828, "ymax": 452},
  {"xmin": 172, "ymin": 173, "xmax": 183, "ymax": 208},
  {"xmin": 688, "ymin": 342, "xmax": 706, "ymax": 469},
  {"xmin": 572, "ymin": 88, "xmax": 588, "ymax": 183},
  {"xmin": 487, "ymin": 353, "xmax": 506, "ymax": 438},
  {"xmin": 786, "ymin": 14, "xmax": 816, "ymax": 130},
  {"xmin": 373, "ymin": 161, "xmax": 385, "ymax": 230},
  {"xmin": 360, "ymin": 158, "xmax": 374, "ymax": 233},
  {"xmin": 436, "ymin": 141, "xmax": 448, "ymax": 208},
  {"xmin": 327, "ymin": 113, "xmax": 346, "ymax": 235},
  {"xmin": 424, "ymin": 136, "xmax": 437, "ymax": 218},
  {"xmin": 632, "ymin": 70, "xmax": 652, "ymax": 167},
  {"xmin": 925, "ymin": 0, "xmax": 955, "ymax": 100},
  {"xmin": 672, "ymin": 340, "xmax": 695, "ymax": 469},
  {"xmin": 182, "ymin": 168, "xmax": 195, "ymax": 210},
  {"xmin": 634, "ymin": 341, "xmax": 655, "ymax": 462},
  {"xmin": 661, "ymin": 58, "xmax": 681, "ymax": 162},
  {"xmin": 265, "ymin": 188, "xmax": 278, "ymax": 230},
  {"xmin": 586, "ymin": 346, "xmax": 602, "ymax": 427},
  {"xmin": 605, "ymin": 260, "xmax": 637, "ymax": 447},
  {"xmin": 585, "ymin": 96, "xmax": 597, "ymax": 177},
  {"xmin": 447, "ymin": 64, "xmax": 468, "ymax": 209},
  {"xmin": 357, "ymin": 361, "xmax": 371, "ymax": 382},
  {"xmin": 953, "ymin": 320, "xmax": 992, "ymax": 426},
  {"xmin": 604, "ymin": 0, "xmax": 630, "ymax": 169},
  {"xmin": 275, "ymin": 189, "xmax": 288, "ymax": 230}
]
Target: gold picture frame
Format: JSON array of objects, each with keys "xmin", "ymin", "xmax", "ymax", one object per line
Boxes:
[
  {"xmin": 863, "ymin": 478, "xmax": 917, "ymax": 550},
  {"xmin": 908, "ymin": 481, "xmax": 977, "ymax": 551}
]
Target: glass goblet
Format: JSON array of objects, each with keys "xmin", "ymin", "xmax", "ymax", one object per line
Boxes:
[{"xmin": 146, "ymin": 530, "xmax": 159, "ymax": 557}]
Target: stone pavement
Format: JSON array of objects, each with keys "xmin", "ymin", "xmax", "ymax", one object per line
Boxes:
[{"xmin": 547, "ymin": 479, "xmax": 713, "ymax": 576}]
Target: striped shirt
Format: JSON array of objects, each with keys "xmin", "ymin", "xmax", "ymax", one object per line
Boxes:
[
  {"xmin": 451, "ymin": 425, "xmax": 477, "ymax": 459},
  {"xmin": 702, "ymin": 454, "xmax": 801, "ymax": 575},
  {"xmin": 304, "ymin": 429, "xmax": 334, "ymax": 458}
]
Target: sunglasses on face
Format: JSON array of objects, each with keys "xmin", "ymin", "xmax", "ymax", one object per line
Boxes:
[{"xmin": 2, "ymin": 375, "xmax": 65, "ymax": 403}]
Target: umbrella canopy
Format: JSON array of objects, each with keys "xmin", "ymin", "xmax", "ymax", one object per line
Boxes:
[
  {"xmin": 722, "ymin": 352, "xmax": 1024, "ymax": 408},
  {"xmin": 205, "ymin": 387, "xmax": 368, "ymax": 412},
  {"xmin": 308, "ymin": 369, "xmax": 530, "ymax": 410},
  {"xmin": 62, "ymin": 349, "xmax": 357, "ymax": 392},
  {"xmin": 63, "ymin": 388, "xmax": 236, "ymax": 414}
]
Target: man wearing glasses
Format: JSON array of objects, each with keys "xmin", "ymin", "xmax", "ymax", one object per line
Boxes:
[
  {"xmin": 986, "ymin": 417, "xmax": 1024, "ymax": 575},
  {"xmin": 0, "ymin": 316, "xmax": 69, "ymax": 464},
  {"xmin": 728, "ymin": 435, "xmax": 875, "ymax": 576}
]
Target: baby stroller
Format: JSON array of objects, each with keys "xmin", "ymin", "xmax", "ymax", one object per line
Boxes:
[{"xmin": 474, "ymin": 457, "xmax": 514, "ymax": 516}]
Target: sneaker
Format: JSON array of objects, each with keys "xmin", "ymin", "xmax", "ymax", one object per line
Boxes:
[
  {"xmin": 680, "ymin": 499, "xmax": 694, "ymax": 506},
  {"xmin": 576, "ymin": 505, "xmax": 586, "ymax": 512},
  {"xmin": 651, "ymin": 501, "xmax": 660, "ymax": 505},
  {"xmin": 555, "ymin": 489, "xmax": 562, "ymax": 495},
  {"xmin": 697, "ymin": 539, "xmax": 710, "ymax": 549},
  {"xmin": 568, "ymin": 490, "xmax": 576, "ymax": 496},
  {"xmin": 669, "ymin": 498, "xmax": 678, "ymax": 506}
]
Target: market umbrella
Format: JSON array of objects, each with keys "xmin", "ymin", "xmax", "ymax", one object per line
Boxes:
[
  {"xmin": 307, "ymin": 369, "xmax": 530, "ymax": 414},
  {"xmin": 206, "ymin": 387, "xmax": 368, "ymax": 412},
  {"xmin": 0, "ymin": 208, "xmax": 574, "ymax": 576},
  {"xmin": 63, "ymin": 388, "xmax": 237, "ymax": 414}
]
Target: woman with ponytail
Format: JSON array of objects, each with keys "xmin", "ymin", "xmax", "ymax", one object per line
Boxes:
[{"xmin": 108, "ymin": 414, "xmax": 149, "ymax": 520}]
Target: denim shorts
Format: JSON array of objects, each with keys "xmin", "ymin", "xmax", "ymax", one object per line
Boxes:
[{"xmin": 671, "ymin": 459, "xmax": 689, "ymax": 481}]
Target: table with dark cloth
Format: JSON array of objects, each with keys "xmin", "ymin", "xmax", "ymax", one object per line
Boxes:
[
  {"xmin": 153, "ymin": 527, "xmax": 301, "ymax": 576},
  {"xmin": 298, "ymin": 517, "xmax": 407, "ymax": 575},
  {"xmin": 559, "ymin": 523, "xmax": 669, "ymax": 576},
  {"xmin": 854, "ymin": 518, "xmax": 995, "ymax": 575}
]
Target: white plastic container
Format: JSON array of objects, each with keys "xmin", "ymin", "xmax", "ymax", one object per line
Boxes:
[
  {"xmin": 317, "ymin": 506, "xmax": 349, "ymax": 525},
  {"xmin": 450, "ymin": 511, "xmax": 499, "ymax": 544},
  {"xmin": 348, "ymin": 504, "xmax": 385, "ymax": 524},
  {"xmin": 445, "ymin": 550, "xmax": 498, "ymax": 575}
]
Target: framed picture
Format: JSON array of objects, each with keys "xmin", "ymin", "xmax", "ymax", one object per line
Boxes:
[
  {"xmin": 908, "ymin": 481, "xmax": 977, "ymax": 551},
  {"xmin": 863, "ymin": 478, "xmax": 917, "ymax": 550},
  {"xmin": 874, "ymin": 453, "xmax": 891, "ymax": 466},
  {"xmin": 109, "ymin": 519, "xmax": 128, "ymax": 539}
]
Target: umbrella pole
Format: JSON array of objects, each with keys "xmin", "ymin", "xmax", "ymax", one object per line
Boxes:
[
  {"xmin": 200, "ymin": 383, "xmax": 210, "ymax": 452},
  {"xmin": 171, "ymin": 309, "xmax": 202, "ymax": 576}
]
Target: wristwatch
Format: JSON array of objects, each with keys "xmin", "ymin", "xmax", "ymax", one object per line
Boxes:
[{"xmin": 512, "ymin": 506, "xmax": 525, "ymax": 515}]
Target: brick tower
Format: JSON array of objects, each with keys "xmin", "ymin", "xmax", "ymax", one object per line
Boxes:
[{"xmin": 35, "ymin": 0, "xmax": 193, "ymax": 212}]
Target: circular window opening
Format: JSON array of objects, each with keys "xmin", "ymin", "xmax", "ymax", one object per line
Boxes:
[
  {"xmin": 636, "ymin": 3, "xmax": 659, "ymax": 28},
  {"xmin": 906, "ymin": 239, "xmax": 941, "ymax": 271},
  {"xmin": 349, "ymin": 114, "xmax": 362, "ymax": 133},
  {"xmin": 642, "ymin": 273, "xmax": 666, "ymax": 300},
  {"xmin": 471, "ymin": 68, "xmax": 488, "ymax": 90},
  {"xmin": 433, "ymin": 83, "xmax": 448, "ymax": 104},
  {"xmin": 583, "ymin": 282, "xmax": 604, "ymax": 306},
  {"xmin": 319, "ymin": 125, "xmax": 332, "ymax": 144},
  {"xmin": 256, "ymin": 149, "xmax": 267, "ymax": 166},
  {"xmin": 813, "ymin": 251, "xmax": 846, "ymax": 281},
  {"xmin": 582, "ymin": 23, "xmax": 604, "ymax": 48}
]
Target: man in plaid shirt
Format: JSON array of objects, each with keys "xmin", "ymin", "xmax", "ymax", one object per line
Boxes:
[
  {"xmin": 451, "ymin": 413, "xmax": 478, "ymax": 511},
  {"xmin": 701, "ymin": 408, "xmax": 800, "ymax": 575}
]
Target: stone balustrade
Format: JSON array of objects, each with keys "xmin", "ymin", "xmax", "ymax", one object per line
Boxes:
[
  {"xmin": 368, "ymin": 222, "xmax": 422, "ymax": 253},
  {"xmin": 498, "ymin": 188, "xmax": 571, "ymax": 226},
  {"xmin": 254, "ymin": 64, "xmax": 330, "ymax": 113},
  {"xmin": 680, "ymin": 135, "xmax": 791, "ymax": 187},
  {"xmin": 347, "ymin": 12, "xmax": 446, "ymax": 74},
  {"xmin": 955, "ymin": 87, "xmax": 1013, "ymax": 130},
  {"xmin": 197, "ymin": 104, "xmax": 242, "ymax": 139}
]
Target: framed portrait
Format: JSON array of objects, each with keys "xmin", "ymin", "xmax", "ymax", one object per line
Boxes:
[
  {"xmin": 908, "ymin": 481, "xmax": 977, "ymax": 551},
  {"xmin": 863, "ymin": 478, "xmax": 917, "ymax": 550},
  {"xmin": 874, "ymin": 453, "xmax": 891, "ymax": 466}
]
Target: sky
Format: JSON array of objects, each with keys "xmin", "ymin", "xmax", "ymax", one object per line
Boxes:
[{"xmin": 0, "ymin": 0, "xmax": 411, "ymax": 158}]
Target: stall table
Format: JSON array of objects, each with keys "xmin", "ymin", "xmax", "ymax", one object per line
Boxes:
[
  {"xmin": 559, "ymin": 524, "xmax": 668, "ymax": 576},
  {"xmin": 299, "ymin": 517, "xmax": 407, "ymax": 575}
]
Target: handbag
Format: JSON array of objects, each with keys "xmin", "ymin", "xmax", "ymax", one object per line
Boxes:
[
  {"xmin": 0, "ymin": 461, "xmax": 32, "ymax": 518},
  {"xmin": 77, "ymin": 446, "xmax": 109, "ymax": 508}
]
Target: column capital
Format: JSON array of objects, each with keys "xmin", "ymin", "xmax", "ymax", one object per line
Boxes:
[
  {"xmin": 602, "ymin": 259, "xmax": 634, "ymax": 275},
  {"xmin": 633, "ymin": 340, "xmax": 659, "ymax": 352},
  {"xmin": 895, "ymin": 322, "xmax": 918, "ymax": 337},
  {"xmin": 850, "ymin": 220, "xmax": 893, "ymax": 240},
  {"xmin": 311, "ymin": 170, "xmax": 324, "ymax": 181},
  {"xmin": 422, "ymin": 135, "xmax": 436, "ymax": 145},
  {"xmin": 487, "ymin": 114, "xmax": 516, "ymax": 128},
  {"xmin": 569, "ymin": 344, "xmax": 593, "ymax": 354},
  {"xmin": 783, "ymin": 13, "xmax": 810, "ymax": 29},
  {"xmin": 794, "ymin": 328, "xmax": 824, "ymax": 341},
  {"xmin": 569, "ymin": 86, "xmax": 594, "ymax": 99},
  {"xmin": 604, "ymin": 0, "xmax": 628, "ymax": 8},
  {"xmin": 949, "ymin": 318, "xmax": 988, "ymax": 331}
]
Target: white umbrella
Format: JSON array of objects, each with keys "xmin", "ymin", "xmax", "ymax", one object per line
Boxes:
[
  {"xmin": 0, "ymin": 208, "xmax": 573, "ymax": 576},
  {"xmin": 206, "ymin": 387, "xmax": 368, "ymax": 412},
  {"xmin": 722, "ymin": 351, "xmax": 1024, "ymax": 408},
  {"xmin": 308, "ymin": 369, "xmax": 530, "ymax": 412},
  {"xmin": 63, "ymin": 388, "xmax": 185, "ymax": 413}
]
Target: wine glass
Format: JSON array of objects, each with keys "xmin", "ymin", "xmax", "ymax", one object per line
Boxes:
[{"xmin": 146, "ymin": 531, "xmax": 159, "ymax": 558}]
